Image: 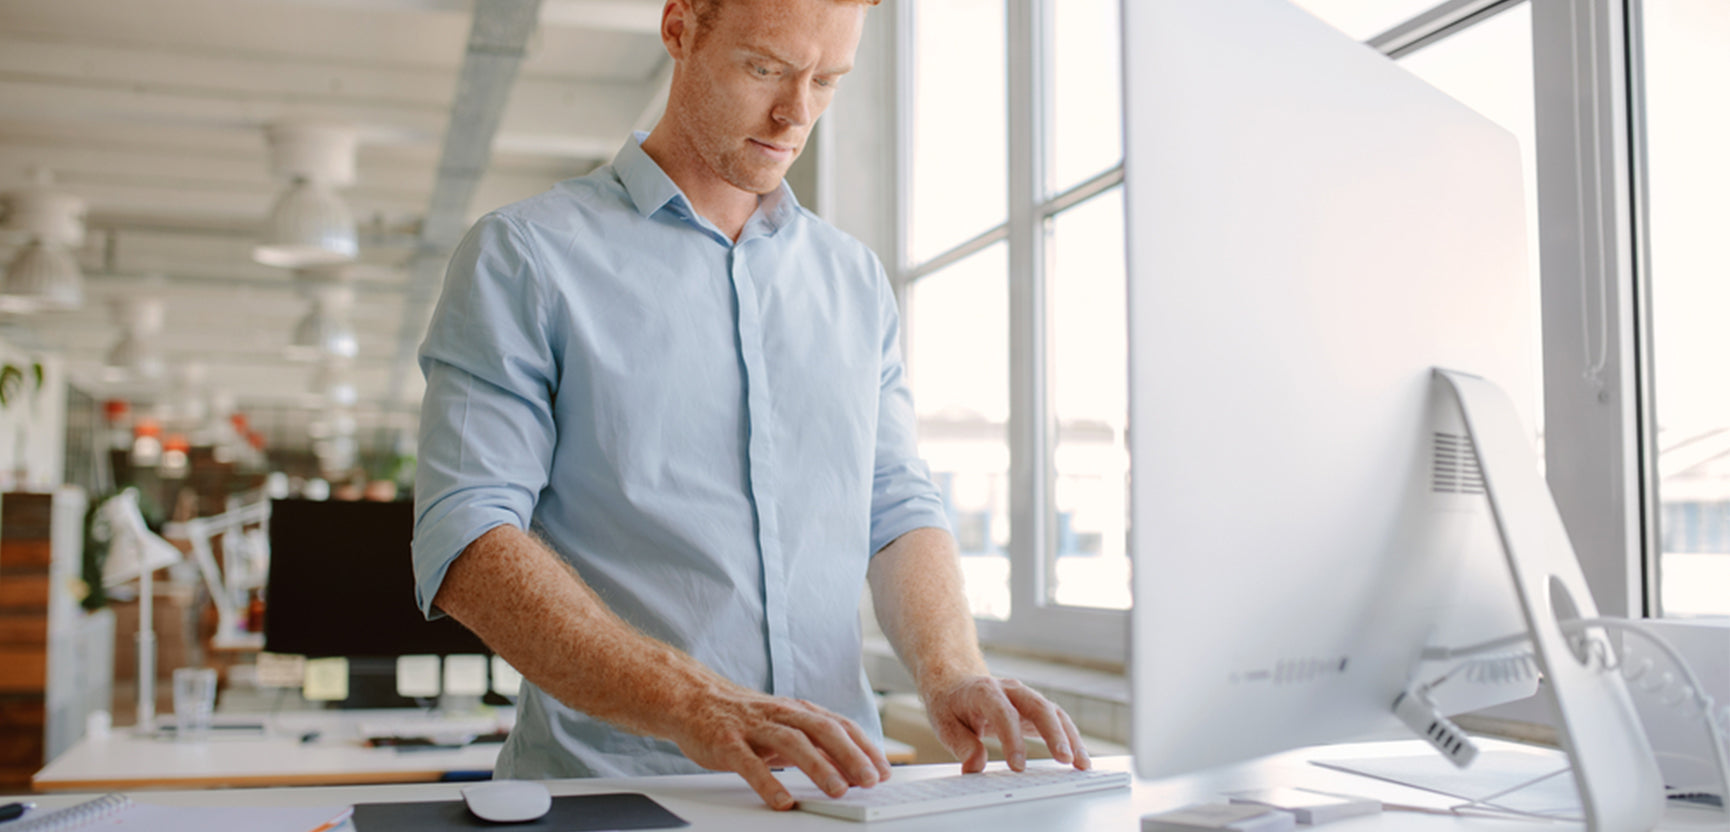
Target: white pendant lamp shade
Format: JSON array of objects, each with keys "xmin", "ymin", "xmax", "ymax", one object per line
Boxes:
[
  {"xmin": 104, "ymin": 296, "xmax": 168, "ymax": 381},
  {"xmin": 252, "ymin": 123, "xmax": 361, "ymax": 269},
  {"xmin": 310, "ymin": 360, "xmax": 358, "ymax": 407},
  {"xmin": 288, "ymin": 305, "xmax": 358, "ymax": 360},
  {"xmin": 1, "ymin": 168, "xmax": 87, "ymax": 312},
  {"xmin": 104, "ymin": 332, "xmax": 167, "ymax": 381},
  {"xmin": 287, "ymin": 281, "xmax": 359, "ymax": 361},
  {"xmin": 253, "ymin": 178, "xmax": 358, "ymax": 268},
  {"xmin": 1, "ymin": 239, "xmax": 83, "ymax": 312}
]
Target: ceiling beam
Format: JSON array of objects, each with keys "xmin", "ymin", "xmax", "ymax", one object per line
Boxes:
[
  {"xmin": 254, "ymin": 0, "xmax": 660, "ymax": 33},
  {"xmin": 0, "ymin": 73, "xmax": 643, "ymax": 160},
  {"xmin": 383, "ymin": 0, "xmax": 543, "ymax": 418}
]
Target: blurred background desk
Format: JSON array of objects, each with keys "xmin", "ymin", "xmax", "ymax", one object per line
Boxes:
[
  {"xmin": 32, "ymin": 709, "xmax": 506, "ymax": 791},
  {"xmin": 31, "ymin": 707, "xmax": 918, "ymax": 792}
]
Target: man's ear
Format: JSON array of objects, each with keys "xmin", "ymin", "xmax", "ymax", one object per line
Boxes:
[{"xmin": 661, "ymin": 0, "xmax": 695, "ymax": 62}]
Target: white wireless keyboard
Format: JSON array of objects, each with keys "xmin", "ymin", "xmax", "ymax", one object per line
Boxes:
[{"xmin": 797, "ymin": 767, "xmax": 1131, "ymax": 822}]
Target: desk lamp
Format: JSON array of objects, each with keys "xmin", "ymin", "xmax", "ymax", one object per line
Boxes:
[{"xmin": 98, "ymin": 488, "xmax": 183, "ymax": 731}]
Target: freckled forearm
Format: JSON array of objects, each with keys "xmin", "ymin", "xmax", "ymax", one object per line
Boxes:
[
  {"xmin": 867, "ymin": 527, "xmax": 989, "ymax": 698},
  {"xmin": 431, "ymin": 525, "xmax": 736, "ymax": 738}
]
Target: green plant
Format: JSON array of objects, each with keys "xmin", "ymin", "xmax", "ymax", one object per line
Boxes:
[{"xmin": 0, "ymin": 360, "xmax": 44, "ymax": 409}]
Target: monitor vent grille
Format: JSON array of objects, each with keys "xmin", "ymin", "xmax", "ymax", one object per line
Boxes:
[{"xmin": 1432, "ymin": 432, "xmax": 1485, "ymax": 495}]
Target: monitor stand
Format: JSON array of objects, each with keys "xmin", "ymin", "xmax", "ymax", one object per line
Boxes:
[{"xmin": 1435, "ymin": 368, "xmax": 1664, "ymax": 832}]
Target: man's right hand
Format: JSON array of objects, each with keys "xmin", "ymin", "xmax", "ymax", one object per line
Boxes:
[{"xmin": 667, "ymin": 688, "xmax": 892, "ymax": 810}]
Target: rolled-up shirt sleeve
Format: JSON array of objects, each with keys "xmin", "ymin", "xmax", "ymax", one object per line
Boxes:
[
  {"xmin": 867, "ymin": 262, "xmax": 952, "ymax": 555},
  {"xmin": 412, "ymin": 213, "xmax": 561, "ymax": 618}
]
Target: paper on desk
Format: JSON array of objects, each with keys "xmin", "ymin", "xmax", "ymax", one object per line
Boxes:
[
  {"xmin": 65, "ymin": 801, "xmax": 349, "ymax": 831},
  {"xmin": 303, "ymin": 657, "xmax": 350, "ymax": 701},
  {"xmin": 1312, "ymin": 749, "xmax": 1581, "ymax": 819},
  {"xmin": 256, "ymin": 652, "xmax": 306, "ymax": 688}
]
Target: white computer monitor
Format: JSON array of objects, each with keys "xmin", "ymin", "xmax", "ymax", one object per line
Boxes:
[{"xmin": 1122, "ymin": 0, "xmax": 1539, "ymax": 778}]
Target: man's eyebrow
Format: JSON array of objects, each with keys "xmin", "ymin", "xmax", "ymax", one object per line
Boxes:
[{"xmin": 738, "ymin": 45, "xmax": 853, "ymax": 75}]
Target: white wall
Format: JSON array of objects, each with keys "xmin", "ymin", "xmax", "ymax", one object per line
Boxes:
[
  {"xmin": 0, "ymin": 333, "xmax": 67, "ymax": 489},
  {"xmin": 823, "ymin": 1, "xmax": 898, "ymax": 267}
]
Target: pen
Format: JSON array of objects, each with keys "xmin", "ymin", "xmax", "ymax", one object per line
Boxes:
[
  {"xmin": 0, "ymin": 802, "xmax": 35, "ymax": 823},
  {"xmin": 307, "ymin": 806, "xmax": 354, "ymax": 832}
]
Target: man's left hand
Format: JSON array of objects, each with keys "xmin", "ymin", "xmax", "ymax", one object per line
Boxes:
[{"xmin": 921, "ymin": 675, "xmax": 1091, "ymax": 773}]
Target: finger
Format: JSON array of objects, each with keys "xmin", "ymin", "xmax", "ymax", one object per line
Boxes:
[
  {"xmin": 964, "ymin": 741, "xmax": 989, "ymax": 774},
  {"xmin": 982, "ymin": 687, "xmax": 1028, "ymax": 770},
  {"xmin": 833, "ymin": 709, "xmax": 893, "ymax": 781},
  {"xmin": 787, "ymin": 703, "xmax": 881, "ymax": 787},
  {"xmin": 1004, "ymin": 685, "xmax": 1071, "ymax": 765},
  {"xmin": 729, "ymin": 747, "xmax": 796, "ymax": 811},
  {"xmin": 758, "ymin": 725, "xmax": 851, "ymax": 798},
  {"xmin": 1057, "ymin": 707, "xmax": 1091, "ymax": 770},
  {"xmin": 934, "ymin": 713, "xmax": 987, "ymax": 773}
]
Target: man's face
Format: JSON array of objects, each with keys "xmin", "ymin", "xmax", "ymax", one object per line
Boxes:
[{"xmin": 670, "ymin": 0, "xmax": 864, "ymax": 195}]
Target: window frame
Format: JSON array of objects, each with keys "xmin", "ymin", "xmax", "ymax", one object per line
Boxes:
[{"xmin": 886, "ymin": 0, "xmax": 1659, "ymax": 665}]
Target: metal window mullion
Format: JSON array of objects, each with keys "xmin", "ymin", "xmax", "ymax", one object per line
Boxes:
[
  {"xmin": 1624, "ymin": 0, "xmax": 1662, "ymax": 617},
  {"xmin": 904, "ymin": 224, "xmax": 1011, "ymax": 284},
  {"xmin": 1005, "ymin": 0, "xmax": 1049, "ymax": 628},
  {"xmin": 1370, "ymin": 0, "xmax": 1528, "ymax": 57},
  {"xmin": 893, "ymin": 0, "xmax": 915, "ymax": 364},
  {"xmin": 1039, "ymin": 165, "xmax": 1125, "ymax": 220},
  {"xmin": 1531, "ymin": 0, "xmax": 1646, "ymax": 617}
]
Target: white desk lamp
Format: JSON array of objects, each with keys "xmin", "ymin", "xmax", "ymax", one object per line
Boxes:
[{"xmin": 98, "ymin": 488, "xmax": 184, "ymax": 732}]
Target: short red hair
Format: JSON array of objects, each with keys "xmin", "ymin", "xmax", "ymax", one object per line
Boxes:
[{"xmin": 690, "ymin": 0, "xmax": 881, "ymax": 37}]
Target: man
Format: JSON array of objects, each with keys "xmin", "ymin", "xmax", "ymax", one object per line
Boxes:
[{"xmin": 411, "ymin": 0, "xmax": 1089, "ymax": 811}]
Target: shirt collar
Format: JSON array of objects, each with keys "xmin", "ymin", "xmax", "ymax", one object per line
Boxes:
[{"xmin": 614, "ymin": 132, "xmax": 803, "ymax": 237}]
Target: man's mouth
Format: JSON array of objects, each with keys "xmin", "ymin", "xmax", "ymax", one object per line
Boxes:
[{"xmin": 750, "ymin": 138, "xmax": 796, "ymax": 158}]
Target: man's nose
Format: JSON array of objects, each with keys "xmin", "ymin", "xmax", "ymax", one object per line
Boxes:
[{"xmin": 773, "ymin": 80, "xmax": 813, "ymax": 128}]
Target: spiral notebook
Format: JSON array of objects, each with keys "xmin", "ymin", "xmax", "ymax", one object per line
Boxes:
[{"xmin": 7, "ymin": 793, "xmax": 352, "ymax": 832}]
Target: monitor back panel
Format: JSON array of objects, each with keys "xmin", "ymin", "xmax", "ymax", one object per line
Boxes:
[{"xmin": 1123, "ymin": 0, "xmax": 1535, "ymax": 778}]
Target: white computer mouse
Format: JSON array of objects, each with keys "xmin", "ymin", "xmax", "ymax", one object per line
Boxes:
[{"xmin": 461, "ymin": 779, "xmax": 553, "ymax": 823}]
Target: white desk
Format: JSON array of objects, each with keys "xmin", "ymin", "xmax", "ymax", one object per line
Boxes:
[{"xmin": 11, "ymin": 742, "xmax": 1726, "ymax": 830}]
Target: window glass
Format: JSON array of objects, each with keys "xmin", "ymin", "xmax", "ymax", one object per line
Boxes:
[
  {"xmin": 1290, "ymin": 0, "xmax": 1451, "ymax": 42},
  {"xmin": 1642, "ymin": 0, "xmax": 1730, "ymax": 616},
  {"xmin": 908, "ymin": 0, "xmax": 1007, "ymax": 264},
  {"xmin": 908, "ymin": 243, "xmax": 1012, "ymax": 619},
  {"xmin": 1398, "ymin": 3, "xmax": 1546, "ymax": 442},
  {"xmin": 1047, "ymin": 188, "xmax": 1129, "ymax": 610},
  {"xmin": 1047, "ymin": 0, "xmax": 1121, "ymax": 194}
]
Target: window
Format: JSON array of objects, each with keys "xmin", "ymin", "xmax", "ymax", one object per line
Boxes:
[
  {"xmin": 908, "ymin": 244, "xmax": 1012, "ymax": 620},
  {"xmin": 1641, "ymin": 0, "xmax": 1730, "ymax": 616},
  {"xmin": 900, "ymin": 0, "xmax": 1129, "ymax": 660},
  {"xmin": 906, "ymin": 0, "xmax": 1006, "ymax": 264},
  {"xmin": 889, "ymin": 0, "xmax": 1664, "ymax": 658},
  {"xmin": 1396, "ymin": 3, "xmax": 1546, "ymax": 438},
  {"xmin": 1048, "ymin": 188, "xmax": 1128, "ymax": 610}
]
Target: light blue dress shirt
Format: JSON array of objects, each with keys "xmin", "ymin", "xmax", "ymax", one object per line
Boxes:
[{"xmin": 411, "ymin": 133, "xmax": 951, "ymax": 779}]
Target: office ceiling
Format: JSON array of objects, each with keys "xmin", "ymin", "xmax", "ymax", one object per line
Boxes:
[{"xmin": 0, "ymin": 0, "xmax": 670, "ymax": 449}]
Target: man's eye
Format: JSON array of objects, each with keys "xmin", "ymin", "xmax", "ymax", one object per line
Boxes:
[
  {"xmin": 753, "ymin": 65, "xmax": 772, "ymax": 76},
  {"xmin": 815, "ymin": 77, "xmax": 835, "ymax": 88}
]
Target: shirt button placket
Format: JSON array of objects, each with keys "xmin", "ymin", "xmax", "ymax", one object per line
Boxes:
[{"xmin": 729, "ymin": 243, "xmax": 795, "ymax": 699}]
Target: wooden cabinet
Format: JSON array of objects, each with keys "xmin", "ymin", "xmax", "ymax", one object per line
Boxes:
[{"xmin": 0, "ymin": 489, "xmax": 114, "ymax": 790}]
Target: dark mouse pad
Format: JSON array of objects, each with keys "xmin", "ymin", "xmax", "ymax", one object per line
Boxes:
[{"xmin": 352, "ymin": 793, "xmax": 690, "ymax": 831}]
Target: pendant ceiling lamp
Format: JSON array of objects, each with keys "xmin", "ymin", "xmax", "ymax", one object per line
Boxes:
[
  {"xmin": 103, "ymin": 296, "xmax": 168, "ymax": 383},
  {"xmin": 309, "ymin": 358, "xmax": 359, "ymax": 408},
  {"xmin": 286, "ymin": 274, "xmax": 359, "ymax": 362},
  {"xmin": 1, "ymin": 168, "xmax": 86, "ymax": 313},
  {"xmin": 253, "ymin": 123, "xmax": 360, "ymax": 268}
]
